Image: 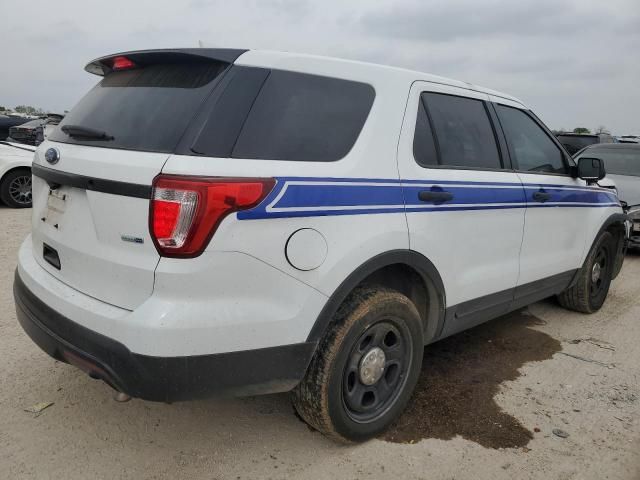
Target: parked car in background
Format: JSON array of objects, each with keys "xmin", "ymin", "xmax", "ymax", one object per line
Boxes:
[
  {"xmin": 617, "ymin": 135, "xmax": 640, "ymax": 144},
  {"xmin": 8, "ymin": 119, "xmax": 43, "ymax": 145},
  {"xmin": 0, "ymin": 140, "xmax": 35, "ymax": 208},
  {"xmin": 0, "ymin": 115, "xmax": 32, "ymax": 140},
  {"xmin": 574, "ymin": 143, "xmax": 640, "ymax": 249},
  {"xmin": 8, "ymin": 114, "xmax": 63, "ymax": 146},
  {"xmin": 557, "ymin": 132, "xmax": 615, "ymax": 155}
]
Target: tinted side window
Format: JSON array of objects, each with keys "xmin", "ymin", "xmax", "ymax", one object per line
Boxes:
[
  {"xmin": 497, "ymin": 105, "xmax": 567, "ymax": 174},
  {"xmin": 413, "ymin": 97, "xmax": 438, "ymax": 166},
  {"xmin": 422, "ymin": 93, "xmax": 501, "ymax": 169},
  {"xmin": 232, "ymin": 71, "xmax": 375, "ymax": 162}
]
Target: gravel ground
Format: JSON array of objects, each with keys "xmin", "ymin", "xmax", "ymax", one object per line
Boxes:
[{"xmin": 0, "ymin": 205, "xmax": 639, "ymax": 479}]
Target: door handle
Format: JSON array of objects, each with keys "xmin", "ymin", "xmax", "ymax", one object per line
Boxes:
[
  {"xmin": 533, "ymin": 191, "xmax": 552, "ymax": 203},
  {"xmin": 418, "ymin": 190, "xmax": 454, "ymax": 204}
]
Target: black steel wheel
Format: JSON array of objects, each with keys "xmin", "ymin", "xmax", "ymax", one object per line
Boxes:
[
  {"xmin": 342, "ymin": 320, "xmax": 411, "ymax": 423},
  {"xmin": 589, "ymin": 244, "xmax": 611, "ymax": 302},
  {"xmin": 558, "ymin": 230, "xmax": 615, "ymax": 313},
  {"xmin": 292, "ymin": 287, "xmax": 424, "ymax": 442}
]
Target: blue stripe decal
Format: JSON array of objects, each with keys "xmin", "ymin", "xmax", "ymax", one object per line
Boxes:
[{"xmin": 237, "ymin": 177, "xmax": 620, "ymax": 220}]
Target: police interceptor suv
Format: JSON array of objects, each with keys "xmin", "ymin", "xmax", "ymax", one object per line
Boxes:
[{"xmin": 14, "ymin": 49, "xmax": 627, "ymax": 442}]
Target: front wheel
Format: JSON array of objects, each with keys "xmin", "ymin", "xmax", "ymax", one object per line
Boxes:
[
  {"xmin": 557, "ymin": 230, "xmax": 616, "ymax": 313},
  {"xmin": 0, "ymin": 168, "xmax": 32, "ymax": 208},
  {"xmin": 292, "ymin": 287, "xmax": 424, "ymax": 442}
]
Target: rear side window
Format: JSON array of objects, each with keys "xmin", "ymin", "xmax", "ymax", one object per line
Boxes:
[
  {"xmin": 231, "ymin": 71, "xmax": 375, "ymax": 162},
  {"xmin": 50, "ymin": 61, "xmax": 228, "ymax": 153},
  {"xmin": 497, "ymin": 105, "xmax": 567, "ymax": 174},
  {"xmin": 418, "ymin": 93, "xmax": 502, "ymax": 170}
]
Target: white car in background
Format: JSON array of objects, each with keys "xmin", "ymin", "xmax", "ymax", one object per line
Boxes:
[
  {"xmin": 617, "ymin": 135, "xmax": 640, "ymax": 144},
  {"xmin": 0, "ymin": 140, "xmax": 35, "ymax": 208}
]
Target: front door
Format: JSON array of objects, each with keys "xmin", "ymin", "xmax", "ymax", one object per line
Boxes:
[{"xmin": 491, "ymin": 99, "xmax": 594, "ymax": 290}]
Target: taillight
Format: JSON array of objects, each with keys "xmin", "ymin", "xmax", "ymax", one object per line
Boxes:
[
  {"xmin": 150, "ymin": 175, "xmax": 275, "ymax": 258},
  {"xmin": 109, "ymin": 56, "xmax": 137, "ymax": 71}
]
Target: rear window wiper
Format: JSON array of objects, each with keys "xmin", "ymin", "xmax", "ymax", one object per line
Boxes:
[{"xmin": 61, "ymin": 125, "xmax": 114, "ymax": 141}]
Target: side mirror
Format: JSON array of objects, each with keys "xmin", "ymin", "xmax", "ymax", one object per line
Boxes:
[{"xmin": 577, "ymin": 157, "xmax": 606, "ymax": 182}]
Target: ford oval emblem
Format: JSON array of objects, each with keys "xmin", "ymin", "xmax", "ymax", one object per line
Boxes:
[{"xmin": 45, "ymin": 148, "xmax": 60, "ymax": 165}]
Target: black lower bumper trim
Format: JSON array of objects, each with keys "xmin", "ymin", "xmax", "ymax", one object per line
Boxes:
[{"xmin": 13, "ymin": 270, "xmax": 316, "ymax": 402}]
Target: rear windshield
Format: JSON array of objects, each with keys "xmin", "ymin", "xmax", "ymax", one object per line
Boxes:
[
  {"xmin": 578, "ymin": 148, "xmax": 640, "ymax": 177},
  {"xmin": 50, "ymin": 61, "xmax": 227, "ymax": 153}
]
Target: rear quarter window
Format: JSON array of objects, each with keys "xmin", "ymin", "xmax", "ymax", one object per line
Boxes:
[{"xmin": 231, "ymin": 71, "xmax": 375, "ymax": 162}]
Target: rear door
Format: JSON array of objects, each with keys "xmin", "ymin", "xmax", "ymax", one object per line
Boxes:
[
  {"xmin": 30, "ymin": 52, "xmax": 232, "ymax": 309},
  {"xmin": 398, "ymin": 83, "xmax": 525, "ymax": 337}
]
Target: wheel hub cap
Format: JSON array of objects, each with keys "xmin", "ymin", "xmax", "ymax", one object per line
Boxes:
[
  {"xmin": 9, "ymin": 176, "xmax": 32, "ymax": 204},
  {"xmin": 592, "ymin": 262, "xmax": 602, "ymax": 283},
  {"xmin": 359, "ymin": 347, "xmax": 386, "ymax": 385}
]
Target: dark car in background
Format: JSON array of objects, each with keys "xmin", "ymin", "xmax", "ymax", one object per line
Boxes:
[
  {"xmin": 8, "ymin": 118, "xmax": 44, "ymax": 145},
  {"xmin": 0, "ymin": 115, "xmax": 32, "ymax": 140},
  {"xmin": 557, "ymin": 132, "xmax": 615, "ymax": 155},
  {"xmin": 574, "ymin": 143, "xmax": 640, "ymax": 249},
  {"xmin": 8, "ymin": 114, "xmax": 64, "ymax": 145}
]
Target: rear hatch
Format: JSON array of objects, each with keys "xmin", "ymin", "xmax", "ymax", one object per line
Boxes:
[{"xmin": 31, "ymin": 50, "xmax": 239, "ymax": 309}]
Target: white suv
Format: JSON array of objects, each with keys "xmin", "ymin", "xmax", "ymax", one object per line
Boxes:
[{"xmin": 14, "ymin": 49, "xmax": 627, "ymax": 442}]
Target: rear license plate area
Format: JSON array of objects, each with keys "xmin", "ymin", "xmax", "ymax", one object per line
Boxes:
[{"xmin": 43, "ymin": 188, "xmax": 67, "ymax": 229}]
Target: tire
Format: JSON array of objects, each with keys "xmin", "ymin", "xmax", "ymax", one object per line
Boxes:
[
  {"xmin": 0, "ymin": 168, "xmax": 32, "ymax": 208},
  {"xmin": 292, "ymin": 286, "xmax": 424, "ymax": 442},
  {"xmin": 557, "ymin": 230, "xmax": 616, "ymax": 313}
]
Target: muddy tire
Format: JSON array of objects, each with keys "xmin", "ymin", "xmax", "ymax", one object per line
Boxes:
[
  {"xmin": 292, "ymin": 286, "xmax": 423, "ymax": 443},
  {"xmin": 557, "ymin": 231, "xmax": 616, "ymax": 313},
  {"xmin": 0, "ymin": 168, "xmax": 32, "ymax": 208}
]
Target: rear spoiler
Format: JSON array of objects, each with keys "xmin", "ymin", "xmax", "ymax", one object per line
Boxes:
[{"xmin": 84, "ymin": 48, "xmax": 248, "ymax": 76}]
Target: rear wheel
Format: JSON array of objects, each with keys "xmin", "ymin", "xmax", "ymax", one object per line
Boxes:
[
  {"xmin": 0, "ymin": 168, "xmax": 32, "ymax": 208},
  {"xmin": 292, "ymin": 287, "xmax": 423, "ymax": 442},
  {"xmin": 557, "ymin": 230, "xmax": 615, "ymax": 313}
]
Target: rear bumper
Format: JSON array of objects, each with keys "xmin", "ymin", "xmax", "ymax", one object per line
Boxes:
[{"xmin": 14, "ymin": 271, "xmax": 315, "ymax": 402}]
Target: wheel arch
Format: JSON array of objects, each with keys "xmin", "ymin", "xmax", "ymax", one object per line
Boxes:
[
  {"xmin": 583, "ymin": 212, "xmax": 627, "ymax": 281},
  {"xmin": 0, "ymin": 164, "xmax": 32, "ymax": 181},
  {"xmin": 306, "ymin": 249, "xmax": 446, "ymax": 347}
]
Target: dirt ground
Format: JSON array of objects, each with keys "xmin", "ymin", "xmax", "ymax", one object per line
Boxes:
[{"xmin": 0, "ymin": 205, "xmax": 639, "ymax": 480}]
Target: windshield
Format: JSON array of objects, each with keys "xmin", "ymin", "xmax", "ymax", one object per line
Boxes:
[
  {"xmin": 49, "ymin": 61, "xmax": 228, "ymax": 153},
  {"xmin": 578, "ymin": 148, "xmax": 640, "ymax": 177}
]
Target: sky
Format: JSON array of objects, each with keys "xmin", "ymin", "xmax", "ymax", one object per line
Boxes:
[{"xmin": 1, "ymin": 0, "xmax": 639, "ymax": 134}]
